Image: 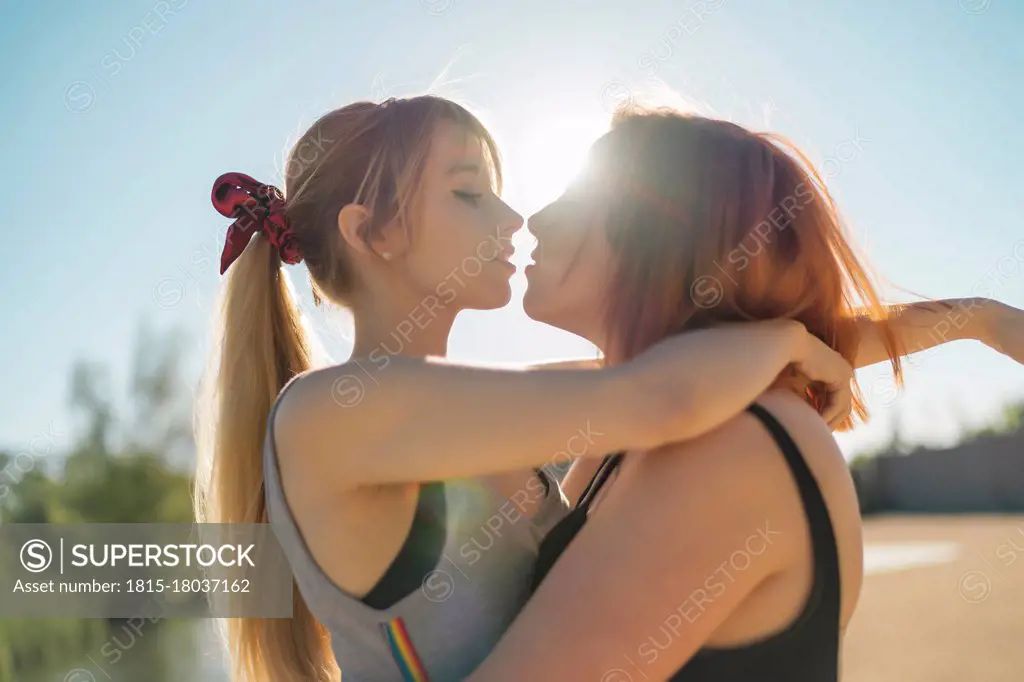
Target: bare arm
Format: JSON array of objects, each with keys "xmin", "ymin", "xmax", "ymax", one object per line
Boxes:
[
  {"xmin": 274, "ymin": 320, "xmax": 851, "ymax": 489},
  {"xmin": 528, "ymin": 358, "xmax": 602, "ymax": 371},
  {"xmin": 854, "ymin": 297, "xmax": 1005, "ymax": 368},
  {"xmin": 529, "ymin": 359, "xmax": 604, "ymax": 503},
  {"xmin": 527, "ymin": 359, "xmax": 603, "ymax": 504}
]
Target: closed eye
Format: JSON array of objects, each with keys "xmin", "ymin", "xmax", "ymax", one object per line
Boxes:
[{"xmin": 453, "ymin": 190, "xmax": 483, "ymax": 206}]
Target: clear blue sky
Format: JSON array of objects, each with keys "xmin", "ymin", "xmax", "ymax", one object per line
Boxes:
[{"xmin": 1, "ymin": 0, "xmax": 1022, "ymax": 460}]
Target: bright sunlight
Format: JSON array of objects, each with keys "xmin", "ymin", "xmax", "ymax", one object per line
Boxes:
[
  {"xmin": 507, "ymin": 109, "xmax": 612, "ymax": 257},
  {"xmin": 517, "ymin": 112, "xmax": 610, "ymax": 207}
]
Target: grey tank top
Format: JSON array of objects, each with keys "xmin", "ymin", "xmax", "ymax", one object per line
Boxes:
[{"xmin": 263, "ymin": 381, "xmax": 571, "ymax": 682}]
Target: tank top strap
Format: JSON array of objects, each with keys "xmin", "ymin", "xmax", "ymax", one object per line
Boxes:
[
  {"xmin": 744, "ymin": 403, "xmax": 841, "ymax": 617},
  {"xmin": 576, "ymin": 452, "xmax": 626, "ymax": 512}
]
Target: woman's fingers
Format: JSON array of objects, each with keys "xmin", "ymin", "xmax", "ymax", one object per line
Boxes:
[
  {"xmin": 793, "ymin": 333, "xmax": 853, "ymax": 429},
  {"xmin": 823, "ymin": 380, "xmax": 853, "ymax": 429}
]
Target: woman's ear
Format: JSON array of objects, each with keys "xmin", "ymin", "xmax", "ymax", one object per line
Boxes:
[
  {"xmin": 337, "ymin": 204, "xmax": 374, "ymax": 257},
  {"xmin": 337, "ymin": 204, "xmax": 409, "ymax": 261}
]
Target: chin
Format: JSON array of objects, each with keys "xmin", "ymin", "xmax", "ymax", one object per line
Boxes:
[
  {"xmin": 525, "ymin": 300, "xmax": 580, "ymax": 335},
  {"xmin": 523, "ymin": 296, "xmax": 552, "ymax": 324},
  {"xmin": 522, "ymin": 290, "xmax": 540, "ymax": 319},
  {"xmin": 471, "ymin": 281, "xmax": 514, "ymax": 310}
]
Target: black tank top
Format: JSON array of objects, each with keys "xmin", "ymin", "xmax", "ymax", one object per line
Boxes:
[
  {"xmin": 531, "ymin": 403, "xmax": 842, "ymax": 682},
  {"xmin": 363, "ymin": 468, "xmax": 550, "ymax": 609}
]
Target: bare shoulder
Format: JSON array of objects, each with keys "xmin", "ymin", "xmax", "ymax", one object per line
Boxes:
[
  {"xmin": 271, "ymin": 362, "xmax": 388, "ymax": 474},
  {"xmin": 636, "ymin": 389, "xmax": 842, "ymax": 477},
  {"xmin": 745, "ymin": 390, "xmax": 864, "ymax": 625},
  {"xmin": 641, "ymin": 391, "xmax": 838, "ymax": 493},
  {"xmin": 750, "ymin": 390, "xmax": 852, "ymax": 492},
  {"xmin": 610, "ymin": 400, "xmax": 804, "ymax": 560},
  {"xmin": 273, "ymin": 362, "xmax": 365, "ymax": 425},
  {"xmin": 623, "ymin": 390, "xmax": 854, "ymax": 554},
  {"xmin": 681, "ymin": 388, "xmax": 854, "ymax": 522},
  {"xmin": 269, "ymin": 367, "xmax": 350, "ymax": 488},
  {"xmin": 629, "ymin": 390, "xmax": 862, "ymax": 626}
]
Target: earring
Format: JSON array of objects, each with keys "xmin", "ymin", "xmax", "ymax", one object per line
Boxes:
[{"xmin": 380, "ymin": 251, "xmax": 393, "ymax": 261}]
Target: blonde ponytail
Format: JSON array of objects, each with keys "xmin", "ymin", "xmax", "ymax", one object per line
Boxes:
[{"xmin": 194, "ymin": 234, "xmax": 339, "ymax": 681}]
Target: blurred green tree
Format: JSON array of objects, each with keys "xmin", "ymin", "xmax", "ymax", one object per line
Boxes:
[{"xmin": 0, "ymin": 322, "xmax": 196, "ymax": 677}]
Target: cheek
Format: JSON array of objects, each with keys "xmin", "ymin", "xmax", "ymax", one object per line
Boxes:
[
  {"xmin": 559, "ymin": 235, "xmax": 614, "ymax": 318},
  {"xmin": 528, "ymin": 241, "xmax": 570, "ymax": 293},
  {"xmin": 557, "ymin": 259, "xmax": 601, "ymax": 311},
  {"xmin": 406, "ymin": 212, "xmax": 467, "ymax": 288},
  {"xmin": 437, "ymin": 200, "xmax": 497, "ymax": 262},
  {"xmin": 527, "ymin": 241, "xmax": 598, "ymax": 316}
]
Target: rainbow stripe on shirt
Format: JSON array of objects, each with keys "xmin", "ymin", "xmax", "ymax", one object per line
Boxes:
[{"xmin": 381, "ymin": 617, "xmax": 431, "ymax": 682}]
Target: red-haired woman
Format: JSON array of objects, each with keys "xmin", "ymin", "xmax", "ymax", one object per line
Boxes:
[{"xmin": 464, "ymin": 108, "xmax": 1023, "ymax": 681}]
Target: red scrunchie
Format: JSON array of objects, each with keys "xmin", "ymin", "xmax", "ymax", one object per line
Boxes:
[{"xmin": 211, "ymin": 172, "xmax": 303, "ymax": 274}]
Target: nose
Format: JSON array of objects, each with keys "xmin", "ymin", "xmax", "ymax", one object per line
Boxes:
[{"xmin": 498, "ymin": 203, "xmax": 524, "ymax": 241}]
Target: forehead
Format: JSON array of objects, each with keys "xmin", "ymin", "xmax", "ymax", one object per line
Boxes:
[
  {"xmin": 426, "ymin": 120, "xmax": 488, "ymax": 178},
  {"xmin": 529, "ymin": 194, "xmax": 598, "ymax": 241},
  {"xmin": 530, "ymin": 198, "xmax": 570, "ymax": 225},
  {"xmin": 530, "ymin": 175, "xmax": 606, "ymax": 226}
]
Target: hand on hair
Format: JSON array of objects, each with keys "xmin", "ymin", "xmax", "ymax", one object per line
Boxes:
[{"xmin": 789, "ymin": 332, "xmax": 854, "ymax": 430}]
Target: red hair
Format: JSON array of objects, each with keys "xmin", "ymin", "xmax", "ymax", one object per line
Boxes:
[{"xmin": 589, "ymin": 107, "xmax": 902, "ymax": 430}]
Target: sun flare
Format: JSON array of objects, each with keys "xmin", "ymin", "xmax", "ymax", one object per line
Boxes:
[
  {"xmin": 512, "ymin": 112, "xmax": 611, "ymax": 214},
  {"xmin": 506, "ymin": 110, "xmax": 612, "ymax": 258}
]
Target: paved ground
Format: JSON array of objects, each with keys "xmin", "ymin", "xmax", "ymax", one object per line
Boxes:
[{"xmin": 842, "ymin": 514, "xmax": 1024, "ymax": 682}]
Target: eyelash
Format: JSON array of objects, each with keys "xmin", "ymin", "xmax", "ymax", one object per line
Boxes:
[{"xmin": 453, "ymin": 190, "xmax": 483, "ymax": 206}]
